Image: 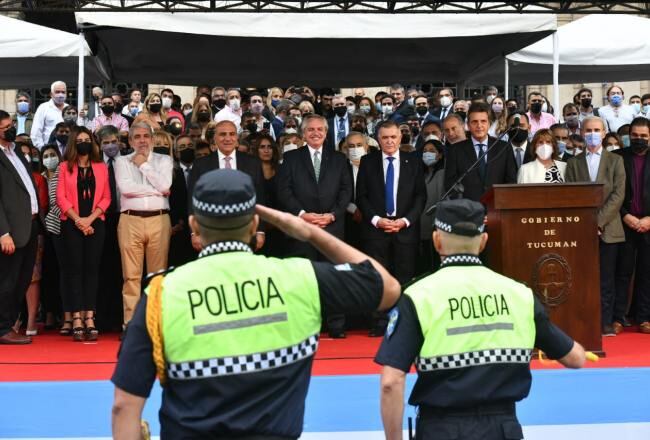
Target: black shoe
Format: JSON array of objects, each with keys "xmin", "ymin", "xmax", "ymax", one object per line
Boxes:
[
  {"xmin": 369, "ymin": 326, "xmax": 386, "ymax": 337},
  {"xmin": 602, "ymin": 324, "xmax": 616, "ymax": 337},
  {"xmin": 328, "ymin": 330, "xmax": 346, "ymax": 339}
]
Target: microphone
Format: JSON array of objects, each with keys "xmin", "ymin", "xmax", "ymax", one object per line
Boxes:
[{"xmin": 510, "ymin": 114, "xmax": 521, "ymax": 129}]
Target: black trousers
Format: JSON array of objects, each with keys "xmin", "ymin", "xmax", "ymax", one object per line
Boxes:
[
  {"xmin": 417, "ymin": 405, "xmax": 523, "ymax": 440},
  {"xmin": 615, "ymin": 226, "xmax": 650, "ymax": 323},
  {"xmin": 96, "ymin": 213, "xmax": 124, "ymax": 330},
  {"xmin": 40, "ymin": 233, "xmax": 63, "ymax": 318},
  {"xmin": 62, "ymin": 219, "xmax": 105, "ymax": 312},
  {"xmin": 0, "ymin": 219, "xmax": 38, "ymax": 336},
  {"xmin": 599, "ymin": 240, "xmax": 621, "ymax": 327}
]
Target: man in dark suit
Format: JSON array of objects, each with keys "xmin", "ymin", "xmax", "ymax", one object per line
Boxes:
[
  {"xmin": 614, "ymin": 117, "xmax": 650, "ymax": 334},
  {"xmin": 325, "ymin": 95, "xmax": 351, "ymax": 153},
  {"xmin": 390, "ymin": 84, "xmax": 415, "ymax": 122},
  {"xmin": 565, "ymin": 116, "xmax": 625, "ymax": 337},
  {"xmin": 430, "ymin": 87, "xmax": 455, "ymax": 121},
  {"xmin": 507, "ymin": 112, "xmax": 535, "ymax": 170},
  {"xmin": 444, "ymin": 101, "xmax": 518, "ymax": 202},
  {"xmin": 188, "ymin": 120, "xmax": 267, "ymax": 252},
  {"xmin": 0, "ymin": 110, "xmax": 39, "ymax": 344},
  {"xmin": 277, "ymin": 114, "xmax": 353, "ymax": 337},
  {"xmin": 356, "ymin": 120, "xmax": 426, "ymax": 335}
]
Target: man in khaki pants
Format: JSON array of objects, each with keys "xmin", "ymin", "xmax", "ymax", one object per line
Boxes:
[{"xmin": 115, "ymin": 121, "xmax": 173, "ymax": 332}]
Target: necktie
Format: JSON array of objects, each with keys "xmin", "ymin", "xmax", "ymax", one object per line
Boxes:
[
  {"xmin": 313, "ymin": 150, "xmax": 321, "ymax": 182},
  {"xmin": 224, "ymin": 156, "xmax": 232, "ymax": 169},
  {"xmin": 515, "ymin": 148, "xmax": 523, "ymax": 168},
  {"xmin": 337, "ymin": 117, "xmax": 346, "ymax": 145},
  {"xmin": 108, "ymin": 158, "xmax": 117, "ymax": 213},
  {"xmin": 441, "ymin": 108, "xmax": 447, "ymax": 119},
  {"xmin": 385, "ymin": 157, "xmax": 395, "ymax": 215},
  {"xmin": 477, "ymin": 144, "xmax": 487, "ymax": 181}
]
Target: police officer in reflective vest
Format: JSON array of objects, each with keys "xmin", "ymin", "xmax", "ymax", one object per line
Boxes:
[
  {"xmin": 111, "ymin": 169, "xmax": 401, "ymax": 439},
  {"xmin": 376, "ymin": 199, "xmax": 587, "ymax": 440}
]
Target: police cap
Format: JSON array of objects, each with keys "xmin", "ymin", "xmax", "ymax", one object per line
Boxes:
[
  {"xmin": 434, "ymin": 199, "xmax": 485, "ymax": 237},
  {"xmin": 192, "ymin": 169, "xmax": 256, "ymax": 218}
]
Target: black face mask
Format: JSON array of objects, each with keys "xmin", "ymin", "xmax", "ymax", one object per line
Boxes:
[
  {"xmin": 631, "ymin": 138, "xmax": 649, "ymax": 154},
  {"xmin": 402, "ymin": 134, "xmax": 411, "ymax": 143},
  {"xmin": 149, "ymin": 103, "xmax": 162, "ymax": 113},
  {"xmin": 351, "ymin": 125, "xmax": 366, "ymax": 133},
  {"xmin": 245, "ymin": 123, "xmax": 257, "ymax": 133},
  {"xmin": 114, "ymin": 103, "xmax": 124, "ymax": 114},
  {"xmin": 455, "ymin": 111, "xmax": 466, "ymax": 121},
  {"xmin": 412, "ymin": 127, "xmax": 420, "ymax": 137},
  {"xmin": 197, "ymin": 111, "xmax": 211, "ymax": 122},
  {"xmin": 511, "ymin": 129, "xmax": 529, "ymax": 144},
  {"xmin": 55, "ymin": 134, "xmax": 69, "ymax": 145},
  {"xmin": 415, "ymin": 106, "xmax": 428, "ymax": 116},
  {"xmin": 333, "ymin": 106, "xmax": 348, "ymax": 117},
  {"xmin": 166, "ymin": 123, "xmax": 183, "ymax": 136},
  {"xmin": 580, "ymin": 98, "xmax": 592, "ymax": 108},
  {"xmin": 179, "ymin": 148, "xmax": 195, "ymax": 164},
  {"xmin": 153, "ymin": 146, "xmax": 170, "ymax": 155},
  {"xmin": 2, "ymin": 126, "xmax": 17, "ymax": 142},
  {"xmin": 101, "ymin": 105, "xmax": 114, "ymax": 116},
  {"xmin": 77, "ymin": 141, "xmax": 92, "ymax": 156},
  {"xmin": 507, "ymin": 106, "xmax": 518, "ymax": 116},
  {"xmin": 213, "ymin": 98, "xmax": 226, "ymax": 109},
  {"xmin": 530, "ymin": 102, "xmax": 543, "ymax": 114}
]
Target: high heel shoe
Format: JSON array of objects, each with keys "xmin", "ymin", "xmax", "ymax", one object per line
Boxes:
[
  {"xmin": 72, "ymin": 316, "xmax": 84, "ymax": 342},
  {"xmin": 59, "ymin": 320, "xmax": 73, "ymax": 336},
  {"xmin": 84, "ymin": 316, "xmax": 99, "ymax": 341}
]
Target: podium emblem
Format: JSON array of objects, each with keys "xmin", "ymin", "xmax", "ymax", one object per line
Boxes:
[{"xmin": 531, "ymin": 253, "xmax": 572, "ymax": 307}]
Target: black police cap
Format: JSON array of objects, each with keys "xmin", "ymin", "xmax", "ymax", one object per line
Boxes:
[
  {"xmin": 434, "ymin": 199, "xmax": 485, "ymax": 237},
  {"xmin": 192, "ymin": 169, "xmax": 256, "ymax": 218}
]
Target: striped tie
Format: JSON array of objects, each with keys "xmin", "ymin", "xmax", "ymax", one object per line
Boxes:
[{"xmin": 313, "ymin": 150, "xmax": 321, "ymax": 182}]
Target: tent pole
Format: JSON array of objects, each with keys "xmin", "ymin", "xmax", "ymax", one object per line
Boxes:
[
  {"xmin": 78, "ymin": 31, "xmax": 85, "ymax": 117},
  {"xmin": 552, "ymin": 31, "xmax": 560, "ymax": 120},
  {"xmin": 504, "ymin": 58, "xmax": 509, "ymax": 100}
]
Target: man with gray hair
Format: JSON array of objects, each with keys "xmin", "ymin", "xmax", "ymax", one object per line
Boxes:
[
  {"xmin": 30, "ymin": 80, "xmax": 67, "ymax": 148},
  {"xmin": 12, "ymin": 92, "xmax": 33, "ymax": 136},
  {"xmin": 114, "ymin": 121, "xmax": 173, "ymax": 332}
]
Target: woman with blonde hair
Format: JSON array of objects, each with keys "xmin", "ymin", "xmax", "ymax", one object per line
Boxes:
[
  {"xmin": 267, "ymin": 87, "xmax": 284, "ymax": 110},
  {"xmin": 488, "ymin": 96, "xmax": 508, "ymax": 137},
  {"xmin": 190, "ymin": 96, "xmax": 213, "ymax": 137},
  {"xmin": 135, "ymin": 93, "xmax": 167, "ymax": 130}
]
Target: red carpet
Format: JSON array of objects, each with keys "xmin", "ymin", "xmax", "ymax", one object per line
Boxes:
[{"xmin": 1, "ymin": 329, "xmax": 649, "ymax": 382}]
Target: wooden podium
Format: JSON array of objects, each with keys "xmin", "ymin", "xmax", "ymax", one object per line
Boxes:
[{"xmin": 482, "ymin": 183, "xmax": 604, "ymax": 354}]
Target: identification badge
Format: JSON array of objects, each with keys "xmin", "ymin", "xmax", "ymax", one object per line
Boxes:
[{"xmin": 386, "ymin": 307, "xmax": 399, "ymax": 339}]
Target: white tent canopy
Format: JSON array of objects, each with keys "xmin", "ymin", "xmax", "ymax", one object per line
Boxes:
[
  {"xmin": 467, "ymin": 14, "xmax": 650, "ymax": 86},
  {"xmin": 0, "ymin": 14, "xmax": 107, "ymax": 88},
  {"xmin": 76, "ymin": 12, "xmax": 556, "ymax": 86}
]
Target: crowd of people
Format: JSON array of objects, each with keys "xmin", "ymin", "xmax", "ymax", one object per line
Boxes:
[{"xmin": 1, "ymin": 80, "xmax": 649, "ymax": 345}]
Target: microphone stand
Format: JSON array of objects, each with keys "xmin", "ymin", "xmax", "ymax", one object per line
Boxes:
[{"xmin": 425, "ymin": 125, "xmax": 520, "ymax": 216}]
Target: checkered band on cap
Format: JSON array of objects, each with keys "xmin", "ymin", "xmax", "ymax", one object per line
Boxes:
[
  {"xmin": 440, "ymin": 255, "xmax": 483, "ymax": 267},
  {"xmin": 416, "ymin": 348, "xmax": 532, "ymax": 372},
  {"xmin": 193, "ymin": 194, "xmax": 256, "ymax": 216},
  {"xmin": 434, "ymin": 219, "xmax": 453, "ymax": 232},
  {"xmin": 198, "ymin": 241, "xmax": 252, "ymax": 258},
  {"xmin": 167, "ymin": 334, "xmax": 319, "ymax": 380}
]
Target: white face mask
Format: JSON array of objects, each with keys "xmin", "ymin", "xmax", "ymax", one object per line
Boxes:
[
  {"xmin": 229, "ymin": 98, "xmax": 241, "ymax": 111},
  {"xmin": 382, "ymin": 105, "xmax": 393, "ymax": 115},
  {"xmin": 440, "ymin": 96, "xmax": 453, "ymax": 108},
  {"xmin": 283, "ymin": 143, "xmax": 298, "ymax": 154},
  {"xmin": 486, "ymin": 94, "xmax": 496, "ymax": 104},
  {"xmin": 541, "ymin": 102, "xmax": 548, "ymax": 113},
  {"xmin": 347, "ymin": 105, "xmax": 356, "ymax": 114},
  {"xmin": 162, "ymin": 97, "xmax": 173, "ymax": 109},
  {"xmin": 536, "ymin": 143, "xmax": 554, "ymax": 160},
  {"xmin": 43, "ymin": 156, "xmax": 59, "ymax": 171},
  {"xmin": 606, "ymin": 145, "xmax": 620, "ymax": 152},
  {"xmin": 348, "ymin": 146, "xmax": 366, "ymax": 162},
  {"xmin": 425, "ymin": 134, "xmax": 440, "ymax": 142},
  {"xmin": 284, "ymin": 127, "xmax": 298, "ymax": 134}
]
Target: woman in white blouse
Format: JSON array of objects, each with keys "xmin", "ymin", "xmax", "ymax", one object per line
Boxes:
[{"xmin": 517, "ymin": 128, "xmax": 567, "ymax": 184}]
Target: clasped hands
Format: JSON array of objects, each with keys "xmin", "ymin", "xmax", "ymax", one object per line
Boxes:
[
  {"xmin": 377, "ymin": 218, "xmax": 407, "ymax": 233},
  {"xmin": 75, "ymin": 217, "xmax": 95, "ymax": 236},
  {"xmin": 300, "ymin": 212, "xmax": 335, "ymax": 228},
  {"xmin": 624, "ymin": 214, "xmax": 650, "ymax": 233}
]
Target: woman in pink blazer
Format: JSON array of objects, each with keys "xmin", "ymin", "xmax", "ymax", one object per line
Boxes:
[{"xmin": 56, "ymin": 126, "xmax": 111, "ymax": 342}]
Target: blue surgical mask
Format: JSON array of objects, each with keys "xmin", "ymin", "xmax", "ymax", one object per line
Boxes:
[
  {"xmin": 422, "ymin": 152, "xmax": 437, "ymax": 166},
  {"xmin": 375, "ymin": 102, "xmax": 382, "ymax": 112},
  {"xmin": 557, "ymin": 140, "xmax": 567, "ymax": 155},
  {"xmin": 16, "ymin": 101, "xmax": 29, "ymax": 114},
  {"xmin": 622, "ymin": 134, "xmax": 631, "ymax": 148},
  {"xmin": 632, "ymin": 103, "xmax": 641, "ymax": 114},
  {"xmin": 130, "ymin": 107, "xmax": 139, "ymax": 116},
  {"xmin": 610, "ymin": 95, "xmax": 623, "ymax": 106},
  {"xmin": 585, "ymin": 132, "xmax": 602, "ymax": 149}
]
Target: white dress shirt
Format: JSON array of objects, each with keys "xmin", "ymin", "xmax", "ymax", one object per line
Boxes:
[
  {"xmin": 347, "ymin": 163, "xmax": 360, "ymax": 214},
  {"xmin": 114, "ymin": 150, "xmax": 173, "ymax": 211},
  {"xmin": 472, "ymin": 136, "xmax": 489, "ymax": 160},
  {"xmin": 30, "ymin": 99, "xmax": 64, "ymax": 148},
  {"xmin": 0, "ymin": 144, "xmax": 38, "ymax": 215},
  {"xmin": 586, "ymin": 146, "xmax": 603, "ymax": 182},
  {"xmin": 598, "ymin": 104, "xmax": 636, "ymax": 133},
  {"xmin": 218, "ymin": 150, "xmax": 237, "ymax": 170},
  {"xmin": 371, "ymin": 150, "xmax": 410, "ymax": 228},
  {"xmin": 512, "ymin": 141, "xmax": 528, "ymax": 166},
  {"xmin": 180, "ymin": 162, "xmax": 192, "ymax": 186}
]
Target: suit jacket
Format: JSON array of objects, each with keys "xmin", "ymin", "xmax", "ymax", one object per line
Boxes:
[
  {"xmin": 187, "ymin": 150, "xmax": 267, "ymax": 213},
  {"xmin": 565, "ymin": 149, "xmax": 625, "ymax": 243},
  {"xmin": 444, "ymin": 137, "xmax": 518, "ymax": 202},
  {"xmin": 0, "ymin": 144, "xmax": 37, "ymax": 247},
  {"xmin": 277, "ymin": 146, "xmax": 353, "ymax": 239},
  {"xmin": 11, "ymin": 113, "xmax": 34, "ymax": 136},
  {"xmin": 271, "ymin": 116, "xmax": 284, "ymax": 140},
  {"xmin": 616, "ymin": 149, "xmax": 650, "ymax": 241},
  {"xmin": 56, "ymin": 161, "xmax": 112, "ymax": 221},
  {"xmin": 431, "ymin": 106, "xmax": 453, "ymax": 121},
  {"xmin": 356, "ymin": 150, "xmax": 426, "ymax": 244},
  {"xmin": 517, "ymin": 159, "xmax": 567, "ymax": 184},
  {"xmin": 325, "ymin": 115, "xmax": 350, "ymax": 153}
]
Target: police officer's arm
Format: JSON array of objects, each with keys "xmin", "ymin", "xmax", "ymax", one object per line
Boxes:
[
  {"xmin": 112, "ymin": 388, "xmax": 145, "ymax": 440},
  {"xmin": 533, "ymin": 297, "xmax": 586, "ymax": 369},
  {"xmin": 256, "ymin": 204, "xmax": 401, "ymax": 310}
]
